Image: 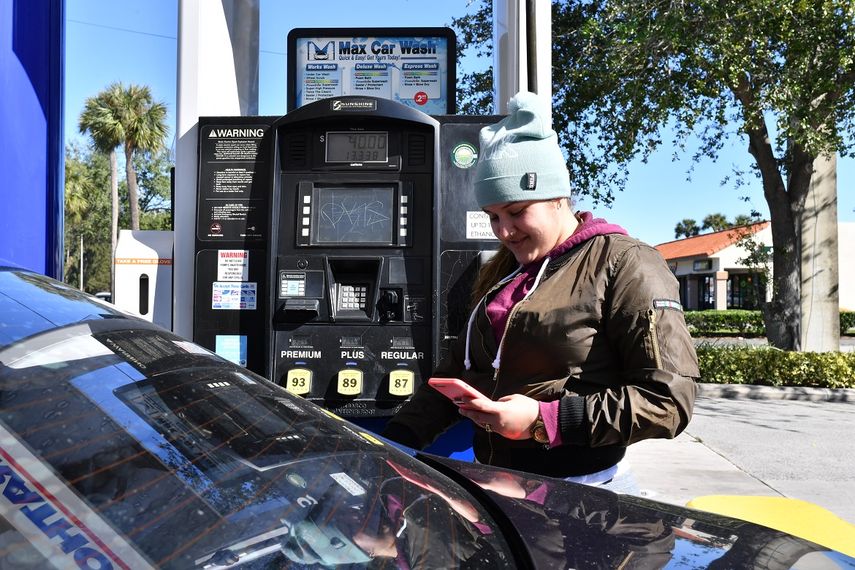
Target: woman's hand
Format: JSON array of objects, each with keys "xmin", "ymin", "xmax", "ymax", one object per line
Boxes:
[{"xmin": 458, "ymin": 393, "xmax": 540, "ymax": 440}]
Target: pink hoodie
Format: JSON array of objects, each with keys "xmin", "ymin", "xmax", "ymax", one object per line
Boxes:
[{"xmin": 485, "ymin": 211, "xmax": 628, "ymax": 343}]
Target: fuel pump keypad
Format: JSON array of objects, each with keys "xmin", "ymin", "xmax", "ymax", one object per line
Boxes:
[{"xmin": 339, "ymin": 284, "xmax": 368, "ymax": 310}]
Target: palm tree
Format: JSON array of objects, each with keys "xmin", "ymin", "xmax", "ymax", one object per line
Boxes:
[
  {"xmin": 63, "ymin": 148, "xmax": 92, "ymax": 286},
  {"xmin": 113, "ymin": 84, "xmax": 168, "ymax": 230},
  {"xmin": 79, "ymin": 83, "xmax": 123, "ymax": 297},
  {"xmin": 78, "ymin": 82, "xmax": 169, "ymax": 296},
  {"xmin": 701, "ymin": 213, "xmax": 731, "ymax": 233},
  {"xmin": 674, "ymin": 219, "xmax": 700, "ymax": 239}
]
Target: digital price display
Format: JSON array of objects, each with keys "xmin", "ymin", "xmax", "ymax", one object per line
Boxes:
[{"xmin": 326, "ymin": 131, "xmax": 388, "ymax": 163}]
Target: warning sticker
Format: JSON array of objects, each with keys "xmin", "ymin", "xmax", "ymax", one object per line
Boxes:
[
  {"xmin": 466, "ymin": 211, "xmax": 499, "ymax": 240},
  {"xmin": 217, "ymin": 250, "xmax": 249, "ymax": 281},
  {"xmin": 212, "ymin": 282, "xmax": 257, "ymax": 310}
]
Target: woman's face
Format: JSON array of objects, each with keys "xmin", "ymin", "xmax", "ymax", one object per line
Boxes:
[{"xmin": 484, "ymin": 199, "xmax": 574, "ymax": 265}]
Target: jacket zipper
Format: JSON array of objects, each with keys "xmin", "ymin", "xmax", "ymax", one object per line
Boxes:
[
  {"xmin": 487, "ymin": 366, "xmax": 498, "ymax": 465},
  {"xmin": 647, "ymin": 308, "xmax": 663, "ymax": 368},
  {"xmin": 485, "ymin": 300, "xmax": 525, "ymax": 465}
]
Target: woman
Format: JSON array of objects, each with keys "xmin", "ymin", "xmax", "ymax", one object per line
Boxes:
[{"xmin": 382, "ymin": 92, "xmax": 699, "ymax": 486}]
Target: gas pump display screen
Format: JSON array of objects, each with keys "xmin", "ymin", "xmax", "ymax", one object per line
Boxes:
[
  {"xmin": 312, "ymin": 186, "xmax": 395, "ymax": 245},
  {"xmin": 326, "ymin": 131, "xmax": 388, "ymax": 163}
]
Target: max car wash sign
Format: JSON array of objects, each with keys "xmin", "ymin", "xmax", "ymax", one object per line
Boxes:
[{"xmin": 288, "ymin": 27, "xmax": 456, "ymax": 114}]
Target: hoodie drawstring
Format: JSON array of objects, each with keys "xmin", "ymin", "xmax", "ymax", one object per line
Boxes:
[{"xmin": 464, "ymin": 256, "xmax": 551, "ymax": 371}]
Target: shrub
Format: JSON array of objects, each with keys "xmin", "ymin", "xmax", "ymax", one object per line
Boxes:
[
  {"xmin": 696, "ymin": 345, "xmax": 855, "ymax": 389},
  {"xmin": 842, "ymin": 311, "xmax": 855, "ymax": 335},
  {"xmin": 686, "ymin": 310, "xmax": 855, "ymax": 336},
  {"xmin": 684, "ymin": 310, "xmax": 765, "ymax": 336}
]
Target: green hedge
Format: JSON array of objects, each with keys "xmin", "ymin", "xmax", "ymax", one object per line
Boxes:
[
  {"xmin": 686, "ymin": 310, "xmax": 855, "ymax": 336},
  {"xmin": 842, "ymin": 311, "xmax": 855, "ymax": 335},
  {"xmin": 696, "ymin": 345, "xmax": 855, "ymax": 389}
]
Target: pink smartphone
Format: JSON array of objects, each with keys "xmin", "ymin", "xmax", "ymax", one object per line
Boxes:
[{"xmin": 428, "ymin": 378, "xmax": 489, "ymax": 407}]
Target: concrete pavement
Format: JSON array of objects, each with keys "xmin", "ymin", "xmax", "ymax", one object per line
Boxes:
[{"xmin": 625, "ymin": 383, "xmax": 855, "ymax": 525}]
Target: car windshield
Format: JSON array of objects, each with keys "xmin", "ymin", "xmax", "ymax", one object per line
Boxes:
[{"xmin": 0, "ymin": 269, "xmax": 515, "ymax": 569}]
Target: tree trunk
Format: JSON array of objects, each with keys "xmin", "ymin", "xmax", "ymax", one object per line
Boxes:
[
  {"xmin": 745, "ymin": 122, "xmax": 802, "ymax": 350},
  {"xmin": 125, "ymin": 144, "xmax": 140, "ymax": 230},
  {"xmin": 110, "ymin": 150, "xmax": 119, "ymax": 301},
  {"xmin": 800, "ymin": 153, "xmax": 840, "ymax": 351}
]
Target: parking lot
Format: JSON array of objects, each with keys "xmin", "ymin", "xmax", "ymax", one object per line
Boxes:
[{"xmin": 627, "ymin": 387, "xmax": 855, "ymax": 524}]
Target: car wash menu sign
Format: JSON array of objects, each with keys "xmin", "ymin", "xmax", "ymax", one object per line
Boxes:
[{"xmin": 288, "ymin": 27, "xmax": 456, "ymax": 114}]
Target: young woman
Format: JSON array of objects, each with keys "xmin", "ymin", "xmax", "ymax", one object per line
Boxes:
[{"xmin": 382, "ymin": 92, "xmax": 699, "ymax": 487}]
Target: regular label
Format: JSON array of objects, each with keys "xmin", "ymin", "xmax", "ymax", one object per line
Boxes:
[{"xmin": 388, "ymin": 370, "xmax": 414, "ymax": 396}]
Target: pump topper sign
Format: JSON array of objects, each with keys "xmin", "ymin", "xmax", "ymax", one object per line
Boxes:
[{"xmin": 287, "ymin": 27, "xmax": 457, "ymax": 114}]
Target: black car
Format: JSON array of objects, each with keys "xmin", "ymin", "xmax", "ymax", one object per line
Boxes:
[{"xmin": 0, "ymin": 265, "xmax": 852, "ymax": 569}]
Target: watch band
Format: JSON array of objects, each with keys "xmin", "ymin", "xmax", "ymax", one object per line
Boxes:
[{"xmin": 530, "ymin": 414, "xmax": 549, "ymax": 445}]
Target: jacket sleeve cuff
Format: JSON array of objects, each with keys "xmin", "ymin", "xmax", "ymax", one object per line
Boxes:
[
  {"xmin": 538, "ymin": 400, "xmax": 562, "ymax": 447},
  {"xmin": 381, "ymin": 422, "xmax": 424, "ymax": 449},
  {"xmin": 557, "ymin": 395, "xmax": 588, "ymax": 445}
]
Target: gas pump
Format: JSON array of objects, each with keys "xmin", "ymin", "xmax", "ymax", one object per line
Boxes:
[
  {"xmin": 270, "ymin": 96, "xmax": 438, "ymax": 417},
  {"xmin": 193, "ymin": 99, "xmax": 498, "ymax": 422}
]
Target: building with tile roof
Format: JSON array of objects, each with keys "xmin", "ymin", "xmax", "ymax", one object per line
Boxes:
[
  {"xmin": 655, "ymin": 222, "xmax": 771, "ymax": 311},
  {"xmin": 655, "ymin": 222, "xmax": 855, "ymax": 311}
]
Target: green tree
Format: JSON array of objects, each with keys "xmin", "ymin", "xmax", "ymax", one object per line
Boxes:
[
  {"xmin": 121, "ymin": 147, "xmax": 173, "ymax": 231},
  {"xmin": 733, "ymin": 214, "xmax": 754, "ymax": 227},
  {"xmin": 674, "ymin": 218, "xmax": 701, "ymax": 239},
  {"xmin": 453, "ymin": 0, "xmax": 855, "ymax": 350},
  {"xmin": 79, "ymin": 83, "xmax": 123, "ymax": 296},
  {"xmin": 114, "ymin": 84, "xmax": 169, "ymax": 230},
  {"xmin": 64, "ymin": 144, "xmax": 112, "ymax": 293},
  {"xmin": 701, "ymin": 213, "xmax": 731, "ymax": 233}
]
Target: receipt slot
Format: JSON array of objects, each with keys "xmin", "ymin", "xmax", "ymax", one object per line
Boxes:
[{"xmin": 270, "ymin": 97, "xmax": 437, "ymax": 416}]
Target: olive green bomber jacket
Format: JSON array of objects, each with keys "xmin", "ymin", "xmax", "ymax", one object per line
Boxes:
[{"xmin": 384, "ymin": 234, "xmax": 699, "ymax": 478}]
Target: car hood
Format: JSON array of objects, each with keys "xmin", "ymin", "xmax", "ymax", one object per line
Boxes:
[{"xmin": 423, "ymin": 454, "xmax": 855, "ymax": 569}]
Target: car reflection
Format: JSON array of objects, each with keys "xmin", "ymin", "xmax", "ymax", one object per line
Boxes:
[{"xmin": 439, "ymin": 461, "xmax": 844, "ymax": 570}]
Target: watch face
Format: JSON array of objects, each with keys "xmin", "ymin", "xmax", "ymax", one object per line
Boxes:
[{"xmin": 532, "ymin": 423, "xmax": 549, "ymax": 444}]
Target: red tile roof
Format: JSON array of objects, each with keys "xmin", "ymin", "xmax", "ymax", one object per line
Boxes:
[{"xmin": 655, "ymin": 222, "xmax": 769, "ymax": 260}]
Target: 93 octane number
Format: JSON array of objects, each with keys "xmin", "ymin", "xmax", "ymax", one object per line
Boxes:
[{"xmin": 285, "ymin": 368, "xmax": 312, "ymax": 395}]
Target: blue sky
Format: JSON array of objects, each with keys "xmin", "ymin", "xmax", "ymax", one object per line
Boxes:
[{"xmin": 64, "ymin": 0, "xmax": 855, "ymax": 247}]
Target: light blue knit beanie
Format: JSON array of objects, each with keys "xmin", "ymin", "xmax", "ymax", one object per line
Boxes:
[{"xmin": 474, "ymin": 91, "xmax": 572, "ymax": 208}]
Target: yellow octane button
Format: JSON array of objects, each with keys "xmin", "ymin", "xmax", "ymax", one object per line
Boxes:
[
  {"xmin": 337, "ymin": 369, "xmax": 363, "ymax": 396},
  {"xmin": 285, "ymin": 368, "xmax": 312, "ymax": 395},
  {"xmin": 388, "ymin": 370, "xmax": 414, "ymax": 396}
]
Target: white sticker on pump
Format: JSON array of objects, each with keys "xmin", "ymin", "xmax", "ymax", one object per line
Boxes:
[
  {"xmin": 217, "ymin": 249, "xmax": 249, "ymax": 281},
  {"xmin": 212, "ymin": 282, "xmax": 257, "ymax": 310},
  {"xmin": 466, "ymin": 211, "xmax": 499, "ymax": 240},
  {"xmin": 337, "ymin": 369, "xmax": 363, "ymax": 396}
]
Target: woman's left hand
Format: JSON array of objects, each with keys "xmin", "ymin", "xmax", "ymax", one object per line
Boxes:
[{"xmin": 458, "ymin": 394, "xmax": 540, "ymax": 440}]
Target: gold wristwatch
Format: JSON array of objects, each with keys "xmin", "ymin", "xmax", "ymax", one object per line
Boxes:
[{"xmin": 530, "ymin": 413, "xmax": 549, "ymax": 445}]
